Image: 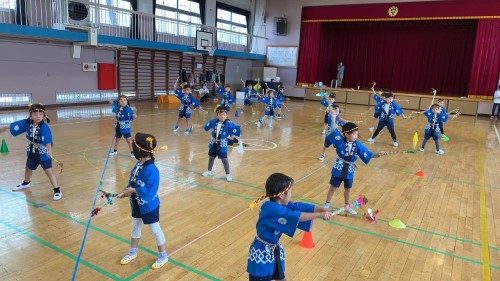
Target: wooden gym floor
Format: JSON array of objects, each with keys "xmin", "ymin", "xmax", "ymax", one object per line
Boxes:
[{"xmin": 0, "ymin": 99, "xmax": 499, "ymax": 280}]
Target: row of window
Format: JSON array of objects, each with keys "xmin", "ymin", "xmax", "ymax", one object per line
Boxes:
[{"xmin": 0, "ymin": 0, "xmax": 248, "ymax": 45}]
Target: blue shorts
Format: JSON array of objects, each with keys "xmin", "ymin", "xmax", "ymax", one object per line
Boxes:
[
  {"xmin": 323, "ymin": 112, "xmax": 330, "ymax": 124},
  {"xmin": 330, "ymin": 175, "xmax": 353, "ymax": 189},
  {"xmin": 324, "ymin": 137, "xmax": 333, "ymax": 148},
  {"xmin": 208, "ymin": 142, "xmax": 227, "ymax": 159},
  {"xmin": 26, "ymin": 154, "xmax": 52, "ymax": 170},
  {"xmin": 244, "ymin": 99, "xmax": 253, "ymax": 106},
  {"xmin": 115, "ymin": 124, "xmax": 131, "ymax": 138},
  {"xmin": 178, "ymin": 106, "xmax": 192, "ymax": 118},
  {"xmin": 132, "ymin": 203, "xmax": 160, "ymax": 225},
  {"xmin": 377, "ymin": 119, "xmax": 394, "ymax": 130}
]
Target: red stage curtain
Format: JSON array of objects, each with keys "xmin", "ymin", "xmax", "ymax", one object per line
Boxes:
[
  {"xmin": 316, "ymin": 20, "xmax": 477, "ymax": 96},
  {"xmin": 297, "ymin": 22, "xmax": 321, "ymax": 84},
  {"xmin": 468, "ymin": 19, "xmax": 500, "ymax": 99}
]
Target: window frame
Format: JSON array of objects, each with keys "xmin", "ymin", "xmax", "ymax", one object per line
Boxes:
[{"xmin": 155, "ymin": 0, "xmax": 203, "ymax": 36}]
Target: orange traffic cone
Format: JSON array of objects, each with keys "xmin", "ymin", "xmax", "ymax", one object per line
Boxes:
[
  {"xmin": 415, "ymin": 171, "xmax": 426, "ymax": 177},
  {"xmin": 299, "ymin": 231, "xmax": 315, "ymax": 248}
]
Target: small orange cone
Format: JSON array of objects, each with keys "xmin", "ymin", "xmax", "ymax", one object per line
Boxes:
[
  {"xmin": 415, "ymin": 171, "xmax": 426, "ymax": 177},
  {"xmin": 299, "ymin": 231, "xmax": 315, "ymax": 248}
]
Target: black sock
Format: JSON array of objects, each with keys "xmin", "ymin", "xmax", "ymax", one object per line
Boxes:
[
  {"xmin": 114, "ymin": 149, "xmax": 117, "ymax": 152},
  {"xmin": 53, "ymin": 187, "xmax": 61, "ymax": 194},
  {"xmin": 22, "ymin": 181, "xmax": 30, "ymax": 185}
]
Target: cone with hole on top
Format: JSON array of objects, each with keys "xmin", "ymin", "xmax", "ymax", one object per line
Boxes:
[
  {"xmin": 299, "ymin": 231, "xmax": 315, "ymax": 248},
  {"xmin": 415, "ymin": 171, "xmax": 426, "ymax": 177},
  {"xmin": 0, "ymin": 139, "xmax": 9, "ymax": 153}
]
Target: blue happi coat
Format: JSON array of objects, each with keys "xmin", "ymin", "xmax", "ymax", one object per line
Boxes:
[
  {"xmin": 203, "ymin": 118, "xmax": 241, "ymax": 153},
  {"xmin": 112, "ymin": 102, "xmax": 135, "ymax": 134},
  {"xmin": 216, "ymin": 87, "xmax": 235, "ymax": 109},
  {"xmin": 247, "ymin": 200, "xmax": 314, "ymax": 277},
  {"xmin": 128, "ymin": 159, "xmax": 160, "ymax": 215},
  {"xmin": 378, "ymin": 102, "xmax": 403, "ymax": 123},
  {"xmin": 373, "ymin": 94, "xmax": 384, "ymax": 118},
  {"xmin": 259, "ymin": 97, "xmax": 279, "ymax": 116},
  {"xmin": 423, "ymin": 109, "xmax": 448, "ymax": 136},
  {"xmin": 10, "ymin": 119, "xmax": 53, "ymax": 161},
  {"xmin": 326, "ymin": 128, "xmax": 374, "ymax": 179},
  {"xmin": 175, "ymin": 90, "xmax": 200, "ymax": 116}
]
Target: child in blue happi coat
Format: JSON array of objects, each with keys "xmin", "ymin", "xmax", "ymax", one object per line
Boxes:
[
  {"xmin": 318, "ymin": 104, "xmax": 348, "ymax": 161},
  {"xmin": 173, "ymin": 82, "xmax": 203, "ymax": 134},
  {"xmin": 119, "ymin": 133, "xmax": 169, "ymax": 270},
  {"xmin": 110, "ymin": 95, "xmax": 136, "ymax": 157},
  {"xmin": 324, "ymin": 122, "xmax": 386, "ymax": 214},
  {"xmin": 215, "ymin": 81, "xmax": 235, "ymax": 111},
  {"xmin": 257, "ymin": 89, "xmax": 280, "ymax": 128},
  {"xmin": 247, "ymin": 173, "xmax": 333, "ymax": 281},
  {"xmin": 320, "ymin": 93, "xmax": 339, "ymax": 134},
  {"xmin": 275, "ymin": 86, "xmax": 286, "ymax": 119},
  {"xmin": 418, "ymin": 104, "xmax": 448, "ymax": 155},
  {"xmin": 367, "ymin": 92, "xmax": 407, "ymax": 147},
  {"xmin": 241, "ymin": 79, "xmax": 257, "ymax": 115},
  {"xmin": 0, "ymin": 103, "xmax": 62, "ymax": 200},
  {"xmin": 202, "ymin": 106, "xmax": 241, "ymax": 182}
]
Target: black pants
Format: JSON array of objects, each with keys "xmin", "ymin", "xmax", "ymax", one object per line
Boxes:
[{"xmin": 492, "ymin": 103, "xmax": 500, "ymax": 117}]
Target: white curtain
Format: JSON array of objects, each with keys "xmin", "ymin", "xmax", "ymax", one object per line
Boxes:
[{"xmin": 250, "ymin": 0, "xmax": 266, "ymax": 54}]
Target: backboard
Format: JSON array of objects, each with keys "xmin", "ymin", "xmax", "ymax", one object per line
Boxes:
[{"xmin": 196, "ymin": 30, "xmax": 214, "ymax": 51}]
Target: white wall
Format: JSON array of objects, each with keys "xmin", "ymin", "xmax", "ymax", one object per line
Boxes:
[
  {"xmin": 225, "ymin": 58, "xmax": 253, "ymax": 91},
  {"xmin": 0, "ymin": 39, "xmax": 115, "ymax": 105}
]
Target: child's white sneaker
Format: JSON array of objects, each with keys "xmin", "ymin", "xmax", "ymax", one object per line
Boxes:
[
  {"xmin": 109, "ymin": 151, "xmax": 118, "ymax": 156},
  {"xmin": 318, "ymin": 154, "xmax": 325, "ymax": 161},
  {"xmin": 393, "ymin": 142, "xmax": 399, "ymax": 147},
  {"xmin": 173, "ymin": 125, "xmax": 179, "ymax": 133},
  {"xmin": 420, "ymin": 148, "xmax": 425, "ymax": 152},
  {"xmin": 202, "ymin": 170, "xmax": 212, "ymax": 177},
  {"xmin": 130, "ymin": 152, "xmax": 135, "ymax": 158},
  {"xmin": 321, "ymin": 130, "xmax": 326, "ymax": 135},
  {"xmin": 436, "ymin": 149, "xmax": 444, "ymax": 155},
  {"xmin": 367, "ymin": 138, "xmax": 375, "ymax": 142},
  {"xmin": 323, "ymin": 202, "xmax": 330, "ymax": 208},
  {"xmin": 53, "ymin": 192, "xmax": 63, "ymax": 201},
  {"xmin": 369, "ymin": 126, "xmax": 374, "ymax": 132},
  {"xmin": 13, "ymin": 181, "xmax": 31, "ymax": 191},
  {"xmin": 120, "ymin": 253, "xmax": 137, "ymax": 265},
  {"xmin": 226, "ymin": 174, "xmax": 233, "ymax": 182},
  {"xmin": 152, "ymin": 256, "xmax": 168, "ymax": 269}
]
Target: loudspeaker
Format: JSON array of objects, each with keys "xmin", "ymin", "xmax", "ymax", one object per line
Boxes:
[{"xmin": 276, "ymin": 18, "xmax": 287, "ymax": 35}]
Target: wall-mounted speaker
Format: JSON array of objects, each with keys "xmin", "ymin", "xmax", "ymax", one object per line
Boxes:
[{"xmin": 275, "ymin": 18, "xmax": 287, "ymax": 36}]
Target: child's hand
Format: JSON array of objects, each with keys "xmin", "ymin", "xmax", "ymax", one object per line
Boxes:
[
  {"xmin": 322, "ymin": 211, "xmax": 332, "ymax": 221},
  {"xmin": 122, "ymin": 187, "xmax": 135, "ymax": 196}
]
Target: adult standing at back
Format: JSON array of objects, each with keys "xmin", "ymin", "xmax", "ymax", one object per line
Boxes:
[{"xmin": 337, "ymin": 62, "xmax": 345, "ymax": 87}]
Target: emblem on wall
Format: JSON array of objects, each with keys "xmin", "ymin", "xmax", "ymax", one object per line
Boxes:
[{"xmin": 388, "ymin": 6, "xmax": 398, "ymax": 17}]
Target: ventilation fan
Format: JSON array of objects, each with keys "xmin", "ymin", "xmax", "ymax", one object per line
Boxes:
[{"xmin": 63, "ymin": 0, "xmax": 92, "ymax": 28}]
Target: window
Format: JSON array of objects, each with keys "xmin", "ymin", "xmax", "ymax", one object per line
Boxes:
[
  {"xmin": 0, "ymin": 0, "xmax": 15, "ymax": 10},
  {"xmin": 216, "ymin": 4, "xmax": 248, "ymax": 46},
  {"xmin": 98, "ymin": 0, "xmax": 132, "ymax": 27},
  {"xmin": 155, "ymin": 0, "xmax": 202, "ymax": 37}
]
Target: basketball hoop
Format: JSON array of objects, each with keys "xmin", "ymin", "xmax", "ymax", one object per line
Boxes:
[{"xmin": 203, "ymin": 45, "xmax": 216, "ymax": 56}]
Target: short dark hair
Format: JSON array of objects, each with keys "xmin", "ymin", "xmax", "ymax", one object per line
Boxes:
[
  {"xmin": 216, "ymin": 105, "xmax": 228, "ymax": 114},
  {"xmin": 383, "ymin": 92, "xmax": 394, "ymax": 98},
  {"xmin": 329, "ymin": 93, "xmax": 336, "ymax": 99},
  {"xmin": 265, "ymin": 173, "xmax": 294, "ymax": 201}
]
